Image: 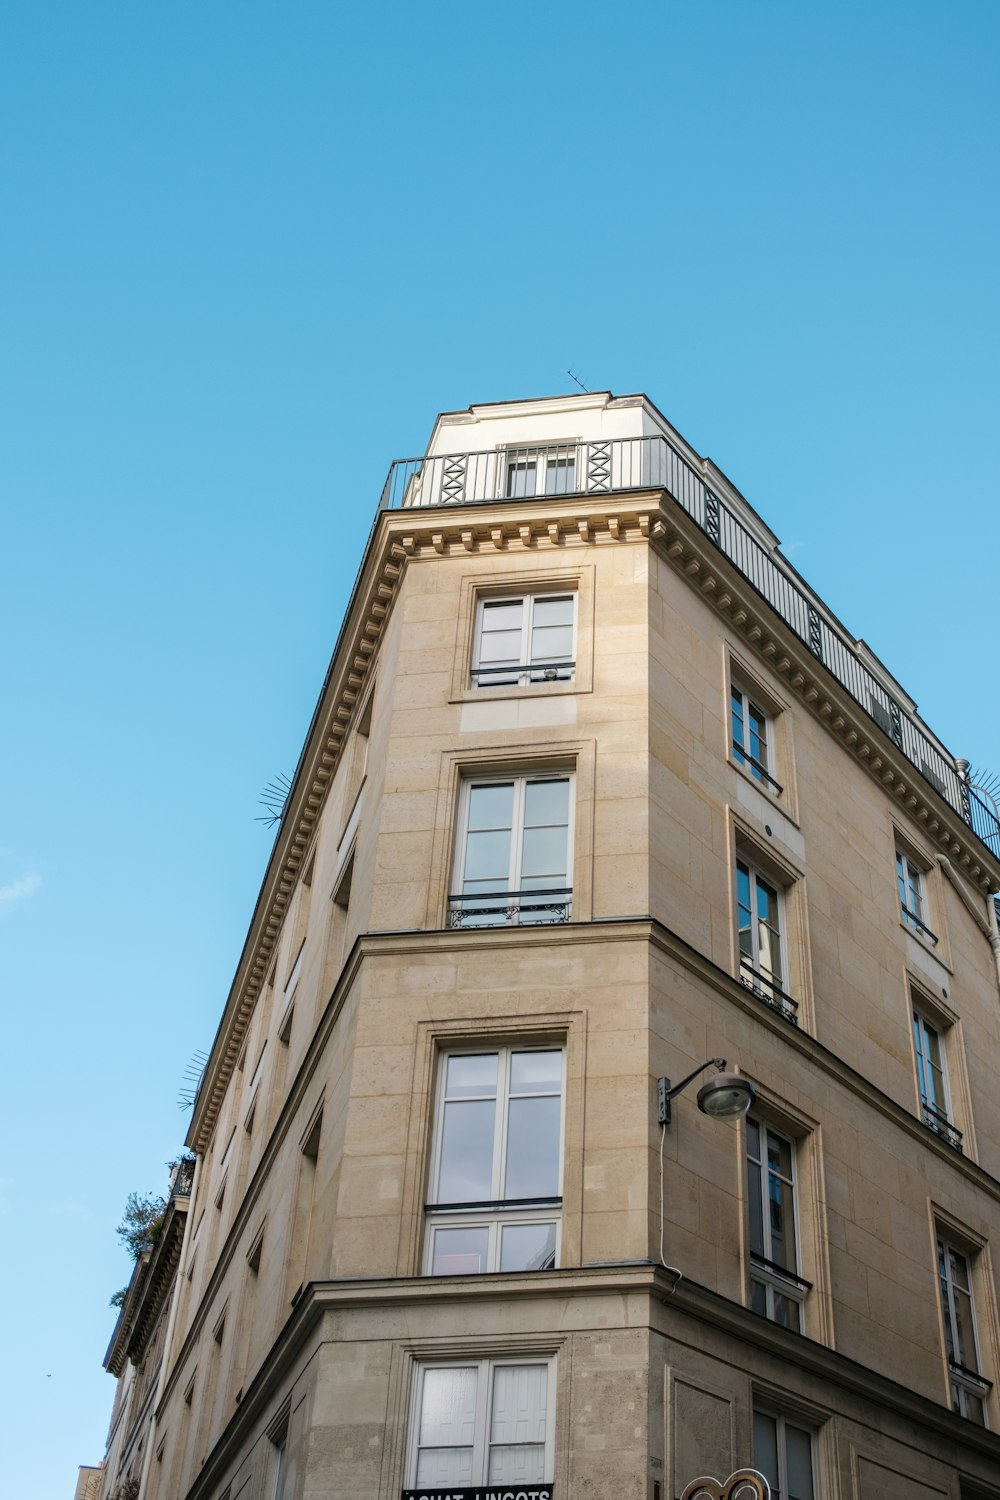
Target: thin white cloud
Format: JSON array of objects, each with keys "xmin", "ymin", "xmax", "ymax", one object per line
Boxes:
[{"xmin": 0, "ymin": 873, "xmax": 41, "ymax": 909}]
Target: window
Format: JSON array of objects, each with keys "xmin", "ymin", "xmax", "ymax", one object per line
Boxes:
[
  {"xmin": 913, "ymin": 1009, "xmax": 962, "ymax": 1151},
  {"xmin": 736, "ymin": 858, "xmax": 797, "ymax": 1023},
  {"xmin": 505, "ymin": 443, "xmax": 577, "ymax": 498},
  {"xmin": 746, "ymin": 1117, "xmax": 809, "ymax": 1329},
  {"xmin": 896, "ymin": 846, "xmax": 937, "ymax": 943},
  {"xmin": 425, "ymin": 1047, "xmax": 563, "ymax": 1275},
  {"xmin": 937, "ymin": 1235, "xmax": 991, "ymax": 1424},
  {"xmin": 270, "ymin": 1420, "xmax": 289, "ymax": 1500},
  {"xmin": 449, "ymin": 775, "xmax": 572, "ymax": 928},
  {"xmin": 731, "ymin": 684, "xmax": 781, "ymax": 792},
  {"xmin": 472, "ymin": 593, "xmax": 575, "ymax": 687},
  {"xmin": 753, "ymin": 1409, "xmax": 815, "ymax": 1500},
  {"xmin": 407, "ymin": 1359, "xmax": 554, "ymax": 1490}
]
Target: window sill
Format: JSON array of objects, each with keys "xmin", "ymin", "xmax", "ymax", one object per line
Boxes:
[
  {"xmin": 450, "ymin": 678, "xmax": 589, "ymax": 706},
  {"xmin": 727, "ymin": 756, "xmax": 799, "ymax": 826}
]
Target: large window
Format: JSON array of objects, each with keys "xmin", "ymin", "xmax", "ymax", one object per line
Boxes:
[
  {"xmin": 505, "ymin": 444, "xmax": 577, "ymax": 498},
  {"xmin": 913, "ymin": 1009, "xmax": 962, "ymax": 1151},
  {"xmin": 449, "ymin": 775, "xmax": 572, "ymax": 928},
  {"xmin": 753, "ymin": 1408, "xmax": 815, "ymax": 1500},
  {"xmin": 896, "ymin": 846, "xmax": 937, "ymax": 943},
  {"xmin": 731, "ymin": 684, "xmax": 780, "ymax": 792},
  {"xmin": 408, "ymin": 1359, "xmax": 554, "ymax": 1490},
  {"xmin": 425, "ymin": 1047, "xmax": 563, "ymax": 1276},
  {"xmin": 937, "ymin": 1235, "xmax": 991, "ymax": 1424},
  {"xmin": 472, "ymin": 593, "xmax": 575, "ymax": 687},
  {"xmin": 736, "ymin": 858, "xmax": 797, "ymax": 1023},
  {"xmin": 746, "ymin": 1117, "xmax": 809, "ymax": 1330}
]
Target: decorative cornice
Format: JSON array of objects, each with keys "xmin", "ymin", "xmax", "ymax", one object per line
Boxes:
[
  {"xmin": 648, "ymin": 499, "xmax": 1000, "ymax": 895},
  {"xmin": 105, "ymin": 1191, "xmax": 191, "ymax": 1376}
]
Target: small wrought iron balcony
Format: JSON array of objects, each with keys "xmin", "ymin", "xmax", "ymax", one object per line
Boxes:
[
  {"xmin": 447, "ymin": 887, "xmax": 572, "ymax": 929},
  {"xmin": 739, "ymin": 960, "xmax": 799, "ymax": 1024},
  {"xmin": 379, "ymin": 433, "xmax": 1000, "ymax": 862},
  {"xmin": 170, "ymin": 1157, "xmax": 196, "ymax": 1199},
  {"xmin": 921, "ymin": 1100, "xmax": 963, "ymax": 1152}
]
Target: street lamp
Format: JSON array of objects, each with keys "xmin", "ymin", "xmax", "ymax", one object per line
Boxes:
[{"xmin": 657, "ymin": 1057, "xmax": 756, "ymax": 1126}]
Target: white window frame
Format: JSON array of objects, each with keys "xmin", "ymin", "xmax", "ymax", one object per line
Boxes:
[
  {"xmin": 937, "ymin": 1234, "xmax": 991, "ymax": 1424},
  {"xmin": 731, "ymin": 682, "xmax": 780, "ymax": 793},
  {"xmin": 746, "ymin": 1117, "xmax": 809, "ymax": 1330},
  {"xmin": 503, "ymin": 441, "xmax": 579, "ymax": 499},
  {"xmin": 425, "ymin": 1045, "xmax": 565, "ymax": 1276},
  {"xmin": 913, "ymin": 1008, "xmax": 962, "ymax": 1150},
  {"xmin": 753, "ymin": 1406, "xmax": 817, "ymax": 1500},
  {"xmin": 736, "ymin": 857, "xmax": 797, "ymax": 1023},
  {"xmin": 471, "ymin": 592, "xmax": 577, "ymax": 688},
  {"xmin": 896, "ymin": 846, "xmax": 937, "ymax": 943},
  {"xmin": 406, "ymin": 1357, "xmax": 556, "ymax": 1490},
  {"xmin": 449, "ymin": 773, "xmax": 574, "ymax": 929}
]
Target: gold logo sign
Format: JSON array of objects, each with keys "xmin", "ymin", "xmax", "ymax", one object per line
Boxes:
[{"xmin": 680, "ymin": 1470, "xmax": 771, "ymax": 1500}]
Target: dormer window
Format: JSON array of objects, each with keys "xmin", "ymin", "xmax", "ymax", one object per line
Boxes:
[{"xmin": 505, "ymin": 444, "xmax": 577, "ymax": 498}]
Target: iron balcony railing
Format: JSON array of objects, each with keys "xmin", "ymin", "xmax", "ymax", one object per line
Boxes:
[
  {"xmin": 448, "ymin": 887, "xmax": 572, "ymax": 929},
  {"xmin": 739, "ymin": 960, "xmax": 799, "ymax": 1024},
  {"xmin": 380, "ymin": 436, "xmax": 1000, "ymax": 861},
  {"xmin": 921, "ymin": 1100, "xmax": 964, "ymax": 1152},
  {"xmin": 901, "ymin": 905, "xmax": 940, "ymax": 945}
]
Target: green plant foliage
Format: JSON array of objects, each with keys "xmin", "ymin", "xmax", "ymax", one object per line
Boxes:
[{"xmin": 115, "ymin": 1190, "xmax": 167, "ymax": 1263}]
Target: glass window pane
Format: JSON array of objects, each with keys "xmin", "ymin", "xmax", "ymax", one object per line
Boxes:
[
  {"xmin": 747, "ymin": 1157, "xmax": 764, "ymax": 1256},
  {"xmin": 507, "ymin": 461, "xmax": 537, "ymax": 497},
  {"xmin": 750, "ymin": 1278, "xmax": 768, "ymax": 1317},
  {"xmin": 416, "ymin": 1448, "xmax": 475, "ymax": 1486},
  {"xmin": 523, "ymin": 778, "xmax": 570, "ymax": 827},
  {"xmin": 532, "ymin": 595, "xmax": 573, "ymax": 627},
  {"xmin": 510, "ymin": 1050, "xmax": 562, "ymax": 1094},
  {"xmin": 520, "ymin": 825, "xmax": 569, "ymax": 882},
  {"xmin": 431, "ymin": 1225, "xmax": 490, "ymax": 1275},
  {"xmin": 500, "ymin": 1222, "xmax": 557, "ymax": 1271},
  {"xmin": 753, "ymin": 1412, "xmax": 779, "ymax": 1492},
  {"xmin": 487, "ymin": 1446, "xmax": 547, "ymax": 1484},
  {"xmin": 479, "ymin": 629, "xmax": 524, "ymax": 665},
  {"xmin": 438, "ymin": 1099, "xmax": 496, "ymax": 1201},
  {"xmin": 467, "ymin": 783, "xmax": 515, "ymax": 831},
  {"xmin": 481, "ymin": 602, "xmax": 524, "ymax": 633},
  {"xmin": 446, "ymin": 1054, "xmax": 498, "ymax": 1099},
  {"xmin": 786, "ymin": 1425, "xmax": 814, "ymax": 1500},
  {"xmin": 530, "ymin": 623, "xmax": 574, "ymax": 661},
  {"xmin": 505, "ymin": 1096, "xmax": 561, "ymax": 1197},
  {"xmin": 464, "ymin": 830, "xmax": 512, "ymax": 884},
  {"xmin": 490, "ymin": 1365, "xmax": 547, "ymax": 1444},
  {"xmin": 772, "ymin": 1291, "xmax": 801, "ymax": 1331},
  {"xmin": 420, "ymin": 1367, "xmax": 478, "ymax": 1446}
]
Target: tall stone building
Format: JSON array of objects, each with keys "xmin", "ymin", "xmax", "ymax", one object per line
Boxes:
[{"xmin": 98, "ymin": 393, "xmax": 1000, "ymax": 1500}]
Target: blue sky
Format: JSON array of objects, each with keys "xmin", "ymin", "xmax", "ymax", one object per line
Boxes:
[{"xmin": 2, "ymin": 3, "xmax": 998, "ymax": 1494}]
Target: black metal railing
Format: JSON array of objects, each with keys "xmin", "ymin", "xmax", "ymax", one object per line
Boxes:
[
  {"xmin": 471, "ymin": 660, "xmax": 575, "ymax": 686},
  {"xmin": 750, "ymin": 1253, "xmax": 813, "ymax": 1294},
  {"xmin": 447, "ymin": 888, "xmax": 572, "ymax": 929},
  {"xmin": 921, "ymin": 1101, "xmax": 964, "ymax": 1152},
  {"xmin": 731, "ymin": 741, "xmax": 783, "ymax": 794},
  {"xmin": 170, "ymin": 1158, "xmax": 196, "ymax": 1199},
  {"xmin": 379, "ymin": 435, "xmax": 1000, "ymax": 861},
  {"xmin": 739, "ymin": 960, "xmax": 799, "ymax": 1024},
  {"xmin": 901, "ymin": 905, "xmax": 939, "ymax": 945}
]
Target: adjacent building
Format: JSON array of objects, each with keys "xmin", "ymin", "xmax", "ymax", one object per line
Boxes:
[{"xmin": 98, "ymin": 392, "xmax": 1000, "ymax": 1500}]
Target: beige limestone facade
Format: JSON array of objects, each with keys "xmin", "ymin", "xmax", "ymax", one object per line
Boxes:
[{"xmin": 98, "ymin": 393, "xmax": 1000, "ymax": 1500}]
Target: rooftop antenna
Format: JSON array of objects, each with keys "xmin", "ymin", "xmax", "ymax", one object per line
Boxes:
[
  {"xmin": 178, "ymin": 1050, "xmax": 209, "ymax": 1111},
  {"xmin": 567, "ymin": 366, "xmax": 590, "ymax": 393},
  {"xmin": 256, "ymin": 772, "xmax": 292, "ymax": 828}
]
